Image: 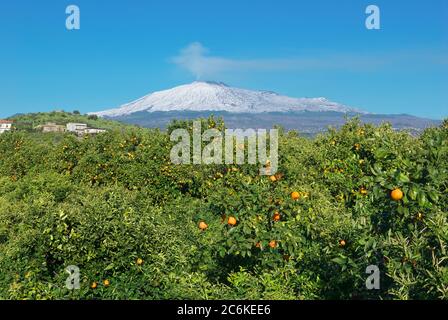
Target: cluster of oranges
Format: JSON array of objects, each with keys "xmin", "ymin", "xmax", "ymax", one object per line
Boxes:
[
  {"xmin": 254, "ymin": 240, "xmax": 277, "ymax": 250},
  {"xmin": 90, "ymin": 258, "xmax": 144, "ymax": 289},
  {"xmin": 91, "ymin": 279, "xmax": 110, "ymax": 289},
  {"xmin": 197, "ymin": 188, "xmax": 311, "ymax": 255},
  {"xmin": 199, "ymin": 215, "xmax": 237, "ymax": 231}
]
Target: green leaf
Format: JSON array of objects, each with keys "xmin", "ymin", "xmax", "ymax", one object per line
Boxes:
[
  {"xmin": 427, "ymin": 190, "xmax": 439, "ymax": 203},
  {"xmin": 417, "ymin": 192, "xmax": 427, "ymax": 207},
  {"xmin": 408, "ymin": 186, "xmax": 418, "ymax": 200},
  {"xmin": 331, "ymin": 256, "xmax": 347, "ymax": 265},
  {"xmin": 371, "ymin": 163, "xmax": 383, "ymax": 175},
  {"xmin": 375, "ymin": 148, "xmax": 389, "ymax": 160},
  {"xmin": 397, "ymin": 173, "xmax": 410, "ymax": 183},
  {"xmin": 105, "ymin": 263, "xmax": 115, "ymax": 271}
]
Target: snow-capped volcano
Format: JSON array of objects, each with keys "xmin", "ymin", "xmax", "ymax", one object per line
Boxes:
[{"xmin": 93, "ymin": 81, "xmax": 364, "ymax": 117}]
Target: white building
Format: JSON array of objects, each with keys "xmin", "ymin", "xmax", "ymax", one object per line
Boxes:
[
  {"xmin": 0, "ymin": 120, "xmax": 13, "ymax": 134},
  {"xmin": 66, "ymin": 123, "xmax": 88, "ymax": 133},
  {"xmin": 66, "ymin": 122, "xmax": 107, "ymax": 136}
]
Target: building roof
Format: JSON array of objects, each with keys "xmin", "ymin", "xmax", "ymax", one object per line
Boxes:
[{"xmin": 0, "ymin": 120, "xmax": 13, "ymax": 124}]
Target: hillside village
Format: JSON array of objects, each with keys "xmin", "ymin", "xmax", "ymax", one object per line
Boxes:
[
  {"xmin": 0, "ymin": 118, "xmax": 107, "ymax": 136},
  {"xmin": 37, "ymin": 122, "xmax": 107, "ymax": 136}
]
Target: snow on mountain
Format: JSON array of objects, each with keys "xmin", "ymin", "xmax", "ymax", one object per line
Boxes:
[{"xmin": 93, "ymin": 81, "xmax": 365, "ymax": 117}]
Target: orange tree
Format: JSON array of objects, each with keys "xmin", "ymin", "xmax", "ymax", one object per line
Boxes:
[{"xmin": 0, "ymin": 115, "xmax": 446, "ymax": 299}]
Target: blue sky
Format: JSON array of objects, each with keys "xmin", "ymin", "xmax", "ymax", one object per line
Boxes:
[{"xmin": 0, "ymin": 0, "xmax": 447, "ymax": 119}]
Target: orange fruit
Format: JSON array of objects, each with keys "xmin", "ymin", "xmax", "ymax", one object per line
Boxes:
[
  {"xmin": 275, "ymin": 173, "xmax": 284, "ymax": 180},
  {"xmin": 255, "ymin": 242, "xmax": 262, "ymax": 249},
  {"xmin": 103, "ymin": 279, "xmax": 110, "ymax": 287},
  {"xmin": 199, "ymin": 221, "xmax": 208, "ymax": 230},
  {"xmin": 360, "ymin": 187, "xmax": 368, "ymax": 195},
  {"xmin": 269, "ymin": 175, "xmax": 277, "ymax": 182},
  {"xmin": 269, "ymin": 240, "xmax": 277, "ymax": 248},
  {"xmin": 228, "ymin": 216, "xmax": 237, "ymax": 226},
  {"xmin": 91, "ymin": 282, "xmax": 98, "ymax": 289},
  {"xmin": 391, "ymin": 189, "xmax": 404, "ymax": 201},
  {"xmin": 416, "ymin": 212, "xmax": 423, "ymax": 221},
  {"xmin": 273, "ymin": 212, "xmax": 281, "ymax": 221},
  {"xmin": 136, "ymin": 258, "xmax": 144, "ymax": 266},
  {"xmin": 291, "ymin": 191, "xmax": 300, "ymax": 201},
  {"xmin": 339, "ymin": 240, "xmax": 346, "ymax": 247}
]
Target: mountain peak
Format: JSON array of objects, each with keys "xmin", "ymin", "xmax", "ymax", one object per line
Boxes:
[{"xmin": 93, "ymin": 82, "xmax": 365, "ymax": 117}]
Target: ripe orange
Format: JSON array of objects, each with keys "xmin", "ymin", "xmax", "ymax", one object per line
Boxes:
[
  {"xmin": 339, "ymin": 240, "xmax": 346, "ymax": 247},
  {"xmin": 228, "ymin": 216, "xmax": 237, "ymax": 226},
  {"xmin": 136, "ymin": 258, "xmax": 144, "ymax": 266},
  {"xmin": 391, "ymin": 189, "xmax": 404, "ymax": 201},
  {"xmin": 91, "ymin": 282, "xmax": 98, "ymax": 289},
  {"xmin": 255, "ymin": 242, "xmax": 262, "ymax": 249},
  {"xmin": 103, "ymin": 279, "xmax": 110, "ymax": 287},
  {"xmin": 273, "ymin": 212, "xmax": 281, "ymax": 221},
  {"xmin": 269, "ymin": 175, "xmax": 277, "ymax": 182},
  {"xmin": 269, "ymin": 240, "xmax": 277, "ymax": 248},
  {"xmin": 360, "ymin": 187, "xmax": 368, "ymax": 195},
  {"xmin": 199, "ymin": 221, "xmax": 208, "ymax": 230},
  {"xmin": 291, "ymin": 191, "xmax": 300, "ymax": 201}
]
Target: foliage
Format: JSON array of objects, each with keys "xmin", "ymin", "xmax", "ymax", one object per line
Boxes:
[
  {"xmin": 8, "ymin": 111, "xmax": 132, "ymax": 132},
  {"xmin": 0, "ymin": 114, "xmax": 447, "ymax": 300}
]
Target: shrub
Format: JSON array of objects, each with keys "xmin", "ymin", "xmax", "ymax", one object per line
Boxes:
[{"xmin": 0, "ymin": 116, "xmax": 446, "ymax": 299}]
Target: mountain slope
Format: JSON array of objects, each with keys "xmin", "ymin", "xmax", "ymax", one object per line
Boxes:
[
  {"xmin": 91, "ymin": 81, "xmax": 441, "ymax": 135},
  {"xmin": 93, "ymin": 81, "xmax": 364, "ymax": 116},
  {"xmin": 110, "ymin": 110, "xmax": 440, "ymax": 136}
]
